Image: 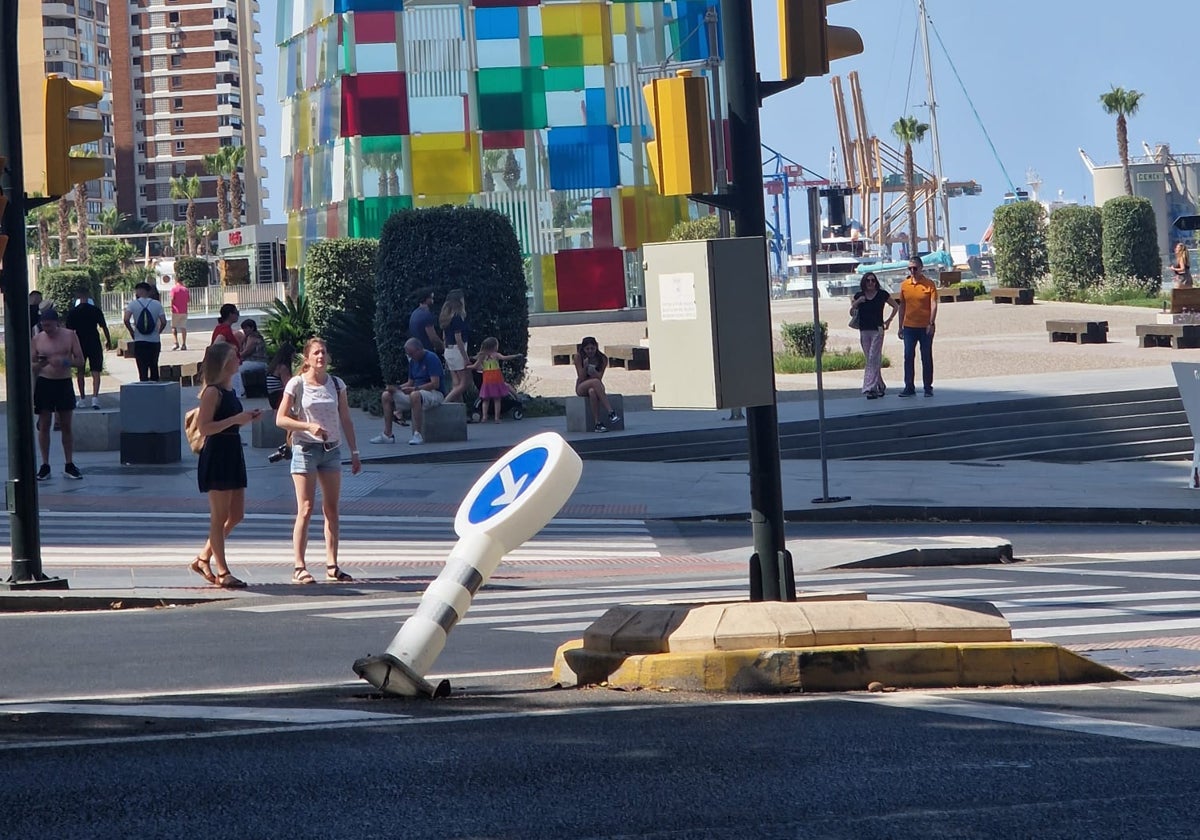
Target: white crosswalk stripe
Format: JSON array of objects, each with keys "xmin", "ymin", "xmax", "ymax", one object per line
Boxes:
[
  {"xmin": 1, "ymin": 513, "xmax": 661, "ymax": 567},
  {"xmin": 227, "ymin": 562, "xmax": 1200, "ymax": 642}
]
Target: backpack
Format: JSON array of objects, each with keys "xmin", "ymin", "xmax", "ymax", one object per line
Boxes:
[
  {"xmin": 135, "ymin": 300, "xmax": 156, "ymax": 336},
  {"xmin": 184, "ymin": 407, "xmax": 205, "ymax": 454}
]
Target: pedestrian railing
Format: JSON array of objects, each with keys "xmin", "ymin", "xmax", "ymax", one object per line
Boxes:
[{"xmin": 96, "ymin": 283, "xmax": 287, "ymax": 321}]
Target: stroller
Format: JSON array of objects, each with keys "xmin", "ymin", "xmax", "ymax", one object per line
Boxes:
[{"xmin": 469, "ymin": 369, "xmax": 525, "ymax": 422}]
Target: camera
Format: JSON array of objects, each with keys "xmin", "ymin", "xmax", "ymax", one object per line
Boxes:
[{"xmin": 267, "ymin": 444, "xmax": 292, "ymax": 464}]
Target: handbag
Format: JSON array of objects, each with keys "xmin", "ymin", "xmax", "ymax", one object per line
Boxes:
[{"xmin": 848, "ymin": 313, "xmax": 860, "ymax": 330}]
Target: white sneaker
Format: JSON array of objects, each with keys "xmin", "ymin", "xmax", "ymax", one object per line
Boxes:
[
  {"xmin": 408, "ymin": 432, "xmax": 424, "ymax": 445},
  {"xmin": 369, "ymin": 433, "xmax": 395, "ymax": 444},
  {"xmin": 90, "ymin": 397, "xmax": 99, "ymax": 409}
]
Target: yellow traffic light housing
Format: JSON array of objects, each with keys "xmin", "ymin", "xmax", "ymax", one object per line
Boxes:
[
  {"xmin": 779, "ymin": 0, "xmax": 864, "ymax": 81},
  {"xmin": 641, "ymin": 69, "xmax": 715, "ymax": 197},
  {"xmin": 44, "ymin": 75, "xmax": 105, "ymax": 199}
]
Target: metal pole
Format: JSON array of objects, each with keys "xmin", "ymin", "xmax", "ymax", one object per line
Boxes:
[
  {"xmin": 918, "ymin": 0, "xmax": 950, "ymax": 248},
  {"xmin": 0, "ymin": 2, "xmax": 62, "ymax": 589},
  {"xmin": 720, "ymin": 0, "xmax": 793, "ymax": 602},
  {"xmin": 806, "ymin": 189, "xmax": 849, "ymax": 506},
  {"xmin": 705, "ymin": 9, "xmax": 731, "ymax": 239}
]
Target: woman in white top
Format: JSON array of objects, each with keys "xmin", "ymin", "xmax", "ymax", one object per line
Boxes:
[{"xmin": 275, "ymin": 337, "xmax": 362, "ymax": 584}]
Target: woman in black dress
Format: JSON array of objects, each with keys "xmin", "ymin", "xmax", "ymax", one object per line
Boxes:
[{"xmin": 189, "ymin": 341, "xmax": 261, "ymax": 588}]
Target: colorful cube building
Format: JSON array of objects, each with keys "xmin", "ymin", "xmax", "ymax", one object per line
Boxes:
[{"xmin": 276, "ymin": 0, "xmax": 721, "ymax": 312}]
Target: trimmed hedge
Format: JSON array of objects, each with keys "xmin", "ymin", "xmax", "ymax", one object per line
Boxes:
[
  {"xmin": 302, "ymin": 239, "xmax": 381, "ymax": 387},
  {"xmin": 35, "ymin": 268, "xmax": 98, "ymax": 315},
  {"xmin": 375, "ymin": 206, "xmax": 528, "ymax": 385},
  {"xmin": 668, "ymin": 214, "xmax": 731, "ymax": 240},
  {"xmin": 1047, "ymin": 205, "xmax": 1103, "ymax": 296},
  {"xmin": 991, "ymin": 201, "xmax": 1048, "ymax": 289},
  {"xmin": 1102, "ymin": 196, "xmax": 1161, "ymax": 293},
  {"xmin": 174, "ymin": 256, "xmax": 211, "ymax": 288}
]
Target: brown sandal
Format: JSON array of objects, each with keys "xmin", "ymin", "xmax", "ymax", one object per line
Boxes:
[
  {"xmin": 189, "ymin": 557, "xmax": 216, "ymax": 585},
  {"xmin": 216, "ymin": 572, "xmax": 247, "ymax": 589},
  {"xmin": 326, "ymin": 565, "xmax": 353, "ymax": 582},
  {"xmin": 292, "ymin": 567, "xmax": 315, "ymax": 585}
]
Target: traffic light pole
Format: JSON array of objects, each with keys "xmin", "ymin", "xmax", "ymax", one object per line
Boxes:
[
  {"xmin": 719, "ymin": 2, "xmax": 795, "ymax": 602},
  {"xmin": 0, "ymin": 2, "xmax": 62, "ymax": 589}
]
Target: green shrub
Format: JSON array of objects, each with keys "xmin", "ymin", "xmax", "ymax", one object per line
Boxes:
[
  {"xmin": 35, "ymin": 267, "xmax": 98, "ymax": 314},
  {"xmin": 774, "ymin": 349, "xmax": 887, "ymax": 374},
  {"xmin": 950, "ymin": 280, "xmax": 986, "ymax": 297},
  {"xmin": 303, "ymin": 238, "xmax": 379, "ymax": 336},
  {"xmin": 87, "ymin": 239, "xmax": 137, "ymax": 290},
  {"xmin": 780, "ymin": 321, "xmax": 828, "ymax": 357},
  {"xmin": 1102, "ymin": 196, "xmax": 1161, "ymax": 294},
  {"xmin": 667, "ymin": 214, "xmax": 731, "ymax": 241},
  {"xmin": 263, "ymin": 295, "xmax": 314, "ymax": 351},
  {"xmin": 174, "ymin": 256, "xmax": 211, "ymax": 288},
  {"xmin": 303, "ymin": 238, "xmax": 381, "ymax": 386},
  {"xmin": 518, "ymin": 396, "xmax": 566, "ymax": 417},
  {"xmin": 991, "ymin": 201, "xmax": 1048, "ymax": 288},
  {"xmin": 375, "ymin": 206, "xmax": 527, "ymax": 385},
  {"xmin": 1047, "ymin": 205, "xmax": 1103, "ymax": 297}
]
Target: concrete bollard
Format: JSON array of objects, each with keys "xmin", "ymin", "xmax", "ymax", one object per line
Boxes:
[{"xmin": 354, "ymin": 432, "xmax": 583, "ymax": 697}]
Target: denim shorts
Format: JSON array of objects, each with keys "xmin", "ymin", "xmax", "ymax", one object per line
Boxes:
[{"xmin": 290, "ymin": 441, "xmax": 343, "ymax": 474}]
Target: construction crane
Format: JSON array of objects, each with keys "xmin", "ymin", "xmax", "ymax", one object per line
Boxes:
[
  {"xmin": 760, "ymin": 144, "xmax": 829, "ymax": 276},
  {"xmin": 830, "ymin": 71, "xmax": 981, "ymax": 255}
]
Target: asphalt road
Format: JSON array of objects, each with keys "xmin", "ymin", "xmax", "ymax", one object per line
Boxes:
[{"xmin": 4, "ymin": 678, "xmax": 1200, "ymax": 839}]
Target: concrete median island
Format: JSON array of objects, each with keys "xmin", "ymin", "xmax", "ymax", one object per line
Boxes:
[{"xmin": 552, "ymin": 599, "xmax": 1130, "ymax": 693}]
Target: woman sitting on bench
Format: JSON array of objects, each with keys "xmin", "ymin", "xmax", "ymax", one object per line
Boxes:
[{"xmin": 573, "ymin": 336, "xmax": 621, "ymax": 433}]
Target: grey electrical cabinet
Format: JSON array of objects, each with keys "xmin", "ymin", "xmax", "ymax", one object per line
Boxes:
[{"xmin": 643, "ymin": 236, "xmax": 775, "ymax": 409}]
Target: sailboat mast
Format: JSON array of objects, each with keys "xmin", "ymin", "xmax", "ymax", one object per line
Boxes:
[{"xmin": 918, "ymin": 0, "xmax": 950, "ymax": 248}]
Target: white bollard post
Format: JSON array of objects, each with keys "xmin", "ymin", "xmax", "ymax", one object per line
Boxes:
[{"xmin": 354, "ymin": 432, "xmax": 583, "ymax": 697}]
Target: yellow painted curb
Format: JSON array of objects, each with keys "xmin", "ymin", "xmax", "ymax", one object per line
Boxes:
[{"xmin": 552, "ymin": 640, "xmax": 1132, "ymax": 693}]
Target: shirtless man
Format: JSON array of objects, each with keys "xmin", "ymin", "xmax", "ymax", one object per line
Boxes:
[{"xmin": 31, "ymin": 307, "xmax": 85, "ymax": 480}]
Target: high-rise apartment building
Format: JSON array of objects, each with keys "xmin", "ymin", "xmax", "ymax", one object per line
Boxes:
[{"xmin": 110, "ymin": 0, "xmax": 269, "ymax": 227}]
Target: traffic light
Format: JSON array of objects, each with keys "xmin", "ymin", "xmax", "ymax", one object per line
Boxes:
[
  {"xmin": 43, "ymin": 75, "xmax": 105, "ymax": 198},
  {"xmin": 778, "ymin": 0, "xmax": 864, "ymax": 81},
  {"xmin": 641, "ymin": 69, "xmax": 714, "ymax": 196}
]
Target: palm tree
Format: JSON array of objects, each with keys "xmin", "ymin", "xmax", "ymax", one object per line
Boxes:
[
  {"xmin": 482, "ymin": 150, "xmax": 503, "ymax": 193},
  {"xmin": 35, "ymin": 204, "xmax": 54, "ymax": 268},
  {"xmin": 97, "ymin": 207, "xmax": 126, "ymax": 235},
  {"xmin": 71, "ymin": 151, "xmax": 99, "ymax": 263},
  {"xmin": 503, "ymin": 149, "xmax": 522, "ymax": 191},
  {"xmin": 198, "ymin": 219, "xmax": 220, "ymax": 255},
  {"xmin": 203, "ymin": 150, "xmax": 230, "ymax": 230},
  {"xmin": 891, "ymin": 115, "xmax": 930, "ymax": 254},
  {"xmin": 169, "ymin": 175, "xmax": 202, "ymax": 256},
  {"xmin": 1099, "ymin": 86, "xmax": 1144, "ymax": 196},
  {"xmin": 386, "ymin": 153, "xmax": 401, "ymax": 197},
  {"xmin": 227, "ymin": 145, "xmax": 246, "ymax": 226},
  {"xmin": 56, "ymin": 195, "xmax": 71, "ymax": 264}
]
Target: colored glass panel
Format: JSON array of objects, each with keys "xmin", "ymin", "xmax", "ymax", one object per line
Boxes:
[
  {"xmin": 476, "ymin": 39, "xmax": 522, "ymax": 69},
  {"xmin": 477, "ymin": 68, "xmax": 545, "ymax": 131},
  {"xmin": 542, "ymin": 4, "xmax": 605, "ymax": 36},
  {"xmin": 409, "ymin": 95, "xmax": 468, "ymax": 134},
  {"xmin": 554, "ymin": 248, "xmax": 625, "ymax": 312},
  {"xmin": 527, "ymin": 36, "xmax": 544, "ymax": 66},
  {"xmin": 543, "ymin": 66, "xmax": 584, "ymax": 92},
  {"xmin": 286, "ymin": 214, "xmax": 304, "ymax": 268},
  {"xmin": 411, "ymin": 132, "xmax": 481, "ymax": 195},
  {"xmin": 413, "ymin": 193, "xmax": 473, "ymax": 208},
  {"xmin": 349, "ymin": 195, "xmax": 413, "ymax": 238},
  {"xmin": 584, "ymin": 88, "xmax": 607, "ymax": 125},
  {"xmin": 482, "ymin": 130, "xmax": 526, "ymax": 150},
  {"xmin": 547, "ymin": 126, "xmax": 618, "ymax": 190},
  {"xmin": 355, "ymin": 42, "xmax": 401, "ymax": 74},
  {"xmin": 592, "ymin": 196, "xmax": 614, "ymax": 249},
  {"xmin": 472, "ymin": 0, "xmax": 538, "ymax": 7},
  {"xmin": 341, "ymin": 72, "xmax": 410, "ymax": 137},
  {"xmin": 542, "ymin": 35, "xmax": 583, "ymax": 67},
  {"xmin": 354, "ymin": 11, "xmax": 399, "ymax": 43},
  {"xmin": 545, "ymin": 90, "xmax": 586, "ymax": 127},
  {"xmin": 335, "ymin": 0, "xmax": 405, "ymax": 12},
  {"xmin": 475, "ymin": 6, "xmax": 520, "ymax": 39},
  {"xmin": 540, "ymin": 254, "xmax": 558, "ymax": 312}
]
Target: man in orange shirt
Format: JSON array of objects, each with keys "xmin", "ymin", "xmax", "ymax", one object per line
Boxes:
[{"xmin": 894, "ymin": 259, "xmax": 938, "ymax": 397}]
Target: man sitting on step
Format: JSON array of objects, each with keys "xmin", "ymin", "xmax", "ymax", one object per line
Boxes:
[{"xmin": 371, "ymin": 338, "xmax": 445, "ymax": 446}]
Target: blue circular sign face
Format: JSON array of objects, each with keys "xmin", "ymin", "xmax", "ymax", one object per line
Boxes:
[{"xmin": 466, "ymin": 446, "xmax": 550, "ymax": 525}]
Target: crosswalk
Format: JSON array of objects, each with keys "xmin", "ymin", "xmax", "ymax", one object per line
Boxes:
[
  {"xmin": 229, "ymin": 562, "xmax": 1200, "ymax": 643},
  {"xmin": 1, "ymin": 511, "xmax": 661, "ymax": 568}
]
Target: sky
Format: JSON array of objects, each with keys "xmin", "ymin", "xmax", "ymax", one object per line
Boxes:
[{"xmin": 255, "ymin": 0, "xmax": 1196, "ymax": 248}]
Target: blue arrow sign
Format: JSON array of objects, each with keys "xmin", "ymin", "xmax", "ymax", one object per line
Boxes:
[{"xmin": 466, "ymin": 446, "xmax": 550, "ymax": 525}]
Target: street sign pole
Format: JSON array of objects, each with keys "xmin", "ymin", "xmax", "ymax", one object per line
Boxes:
[
  {"xmin": 0, "ymin": 2, "xmax": 62, "ymax": 590},
  {"xmin": 720, "ymin": 1, "xmax": 794, "ymax": 602}
]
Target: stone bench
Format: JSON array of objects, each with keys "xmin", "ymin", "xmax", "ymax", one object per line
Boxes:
[
  {"xmin": 159, "ymin": 360, "xmax": 202, "ymax": 386},
  {"xmin": 118, "ymin": 339, "xmax": 135, "ymax": 357},
  {"xmin": 241, "ymin": 365, "xmax": 268, "ymax": 398},
  {"xmin": 120, "ymin": 381, "xmax": 181, "ymax": 464},
  {"xmin": 566, "ymin": 394, "xmax": 625, "ymax": 433},
  {"xmin": 73, "ymin": 408, "xmax": 120, "ymax": 451},
  {"xmin": 1046, "ymin": 320, "xmax": 1108, "ymax": 344},
  {"xmin": 251, "ymin": 413, "xmax": 287, "ymax": 449},
  {"xmin": 604, "ymin": 344, "xmax": 651, "ymax": 370},
  {"xmin": 551, "ymin": 344, "xmax": 576, "ymax": 365},
  {"xmin": 937, "ymin": 288, "xmax": 975, "ymax": 303},
  {"xmin": 991, "ymin": 287, "xmax": 1034, "ymax": 305},
  {"xmin": 419, "ymin": 401, "xmax": 467, "ymax": 443},
  {"xmin": 1136, "ymin": 323, "xmax": 1200, "ymax": 349}
]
